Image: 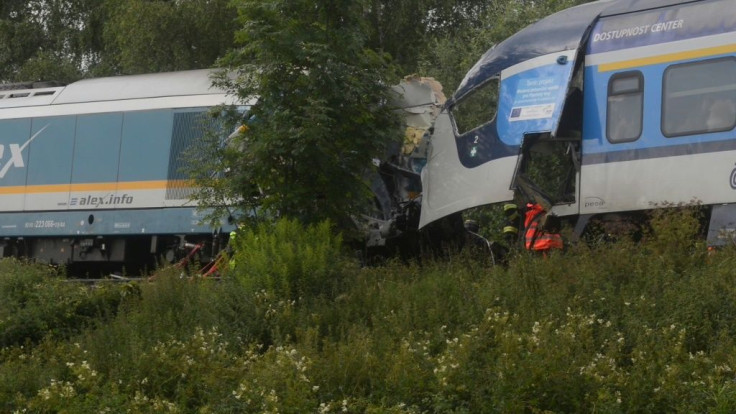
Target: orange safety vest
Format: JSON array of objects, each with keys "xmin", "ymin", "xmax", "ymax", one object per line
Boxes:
[{"xmin": 524, "ymin": 203, "xmax": 563, "ymax": 251}]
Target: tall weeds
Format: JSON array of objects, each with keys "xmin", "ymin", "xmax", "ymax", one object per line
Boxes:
[
  {"xmin": 3, "ymin": 212, "xmax": 736, "ymax": 412},
  {"xmin": 229, "ymin": 218, "xmax": 349, "ymax": 302}
]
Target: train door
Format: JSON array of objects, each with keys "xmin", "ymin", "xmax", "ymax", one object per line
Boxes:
[{"xmin": 512, "ymin": 57, "xmax": 584, "ymax": 217}]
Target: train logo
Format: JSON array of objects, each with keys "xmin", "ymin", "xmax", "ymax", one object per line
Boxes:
[{"xmin": 0, "ymin": 124, "xmax": 49, "ymax": 179}]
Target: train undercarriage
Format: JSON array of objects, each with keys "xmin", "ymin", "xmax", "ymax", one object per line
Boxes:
[{"xmin": 0, "ymin": 233, "xmax": 226, "ymax": 276}]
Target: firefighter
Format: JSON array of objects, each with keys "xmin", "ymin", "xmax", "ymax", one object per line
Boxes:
[
  {"xmin": 227, "ymin": 229, "xmax": 238, "ymax": 271},
  {"xmin": 502, "ymin": 203, "xmax": 521, "ymax": 245},
  {"xmin": 523, "ymin": 203, "xmax": 563, "ymax": 252}
]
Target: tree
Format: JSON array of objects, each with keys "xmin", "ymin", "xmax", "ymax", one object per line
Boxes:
[
  {"xmin": 101, "ymin": 0, "xmax": 237, "ymax": 75},
  {"xmin": 0, "ymin": 0, "xmax": 238, "ymax": 83},
  {"xmin": 0, "ymin": 0, "xmax": 104, "ymax": 83},
  {"xmin": 204, "ymin": 0, "xmax": 402, "ymax": 228},
  {"xmin": 366, "ymin": 0, "xmax": 493, "ymax": 76}
]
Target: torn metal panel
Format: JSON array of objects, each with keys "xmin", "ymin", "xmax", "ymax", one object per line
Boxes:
[
  {"xmin": 392, "ymin": 75, "xmax": 446, "ymax": 125},
  {"xmin": 364, "ymin": 76, "xmax": 446, "ymax": 249},
  {"xmin": 390, "ymin": 75, "xmax": 446, "ymax": 176}
]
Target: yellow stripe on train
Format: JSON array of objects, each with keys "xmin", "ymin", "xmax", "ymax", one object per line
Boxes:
[
  {"xmin": 0, "ymin": 180, "xmax": 194, "ymax": 195},
  {"xmin": 598, "ymin": 43, "xmax": 736, "ymax": 72}
]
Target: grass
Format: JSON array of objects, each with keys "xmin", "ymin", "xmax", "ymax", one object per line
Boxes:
[{"xmin": 2, "ymin": 212, "xmax": 736, "ymax": 412}]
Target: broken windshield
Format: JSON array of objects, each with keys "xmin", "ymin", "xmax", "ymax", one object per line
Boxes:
[{"xmin": 450, "ymin": 77, "xmax": 499, "ymax": 135}]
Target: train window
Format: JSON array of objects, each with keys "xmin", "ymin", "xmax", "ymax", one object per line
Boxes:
[
  {"xmin": 451, "ymin": 77, "xmax": 499, "ymax": 135},
  {"xmin": 606, "ymin": 71, "xmax": 643, "ymax": 143},
  {"xmin": 662, "ymin": 58, "xmax": 736, "ymax": 137}
]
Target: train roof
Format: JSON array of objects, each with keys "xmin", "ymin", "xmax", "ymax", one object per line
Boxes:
[
  {"xmin": 0, "ymin": 69, "xmax": 229, "ymax": 109},
  {"xmin": 453, "ymin": 0, "xmax": 696, "ymax": 103}
]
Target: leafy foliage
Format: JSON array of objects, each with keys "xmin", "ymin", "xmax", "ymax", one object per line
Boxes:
[
  {"xmin": 0, "ymin": 0, "xmax": 102, "ymax": 82},
  {"xmin": 0, "ymin": 259, "xmax": 136, "ymax": 348},
  {"xmin": 211, "ymin": 0, "xmax": 402, "ymax": 226},
  {"xmin": 0, "ymin": 0, "xmax": 236, "ymax": 82},
  {"xmin": 4, "ymin": 214, "xmax": 736, "ymax": 412},
  {"xmin": 228, "ymin": 218, "xmax": 350, "ymax": 302},
  {"xmin": 102, "ymin": 0, "xmax": 237, "ymax": 75},
  {"xmin": 365, "ymin": 0, "xmax": 494, "ymax": 75},
  {"xmin": 0, "ymin": 0, "xmax": 533, "ymax": 86}
]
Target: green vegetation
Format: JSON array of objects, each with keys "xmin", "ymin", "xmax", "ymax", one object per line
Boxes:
[
  {"xmin": 0, "ymin": 0, "xmax": 238, "ymax": 82},
  {"xmin": 2, "ymin": 213, "xmax": 736, "ymax": 412},
  {"xmin": 207, "ymin": 0, "xmax": 402, "ymax": 226},
  {"xmin": 1, "ymin": 0, "xmax": 571, "ymax": 88}
]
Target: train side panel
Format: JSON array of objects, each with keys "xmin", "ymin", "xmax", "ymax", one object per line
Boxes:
[
  {"xmin": 0, "ymin": 107, "xmax": 223, "ymax": 236},
  {"xmin": 581, "ymin": 0, "xmax": 736, "ymax": 215},
  {"xmin": 24, "ymin": 116, "xmax": 75, "ymax": 211},
  {"xmin": 0, "ymin": 70, "xmax": 237, "ymax": 267}
]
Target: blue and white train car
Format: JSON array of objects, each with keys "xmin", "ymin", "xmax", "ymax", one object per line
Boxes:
[
  {"xmin": 420, "ymin": 0, "xmax": 736, "ymax": 243},
  {"xmin": 0, "ymin": 70, "xmax": 237, "ymax": 268}
]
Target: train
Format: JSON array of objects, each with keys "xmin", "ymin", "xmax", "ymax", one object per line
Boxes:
[
  {"xmin": 417, "ymin": 0, "xmax": 736, "ymax": 246},
  {"xmin": 0, "ymin": 69, "xmax": 238, "ymax": 272},
  {"xmin": 6, "ymin": 0, "xmax": 736, "ymax": 271}
]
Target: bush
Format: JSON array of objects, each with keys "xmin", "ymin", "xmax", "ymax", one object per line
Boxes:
[
  {"xmin": 645, "ymin": 204, "xmax": 708, "ymax": 272},
  {"xmin": 229, "ymin": 218, "xmax": 352, "ymax": 302},
  {"xmin": 0, "ymin": 259, "xmax": 134, "ymax": 347}
]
